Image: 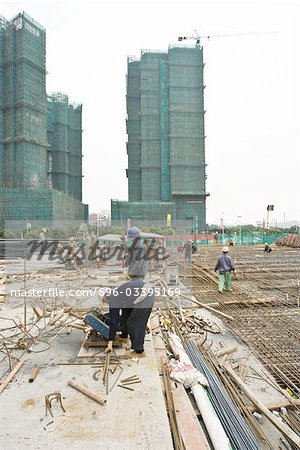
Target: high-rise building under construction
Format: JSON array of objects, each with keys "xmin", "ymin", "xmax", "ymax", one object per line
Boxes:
[
  {"xmin": 0, "ymin": 12, "xmax": 87, "ymax": 227},
  {"xmin": 111, "ymin": 44, "xmax": 209, "ymax": 229}
]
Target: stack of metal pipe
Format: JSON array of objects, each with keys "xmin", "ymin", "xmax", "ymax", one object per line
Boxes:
[{"xmin": 185, "ymin": 340, "xmax": 261, "ymax": 450}]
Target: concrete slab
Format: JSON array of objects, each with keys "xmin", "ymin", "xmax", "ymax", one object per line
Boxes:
[{"xmin": 0, "ymin": 331, "xmax": 173, "ymax": 450}]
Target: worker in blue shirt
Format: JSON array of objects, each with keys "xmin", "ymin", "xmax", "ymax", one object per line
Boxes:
[
  {"xmin": 104, "ymin": 278, "xmax": 155, "ymax": 357},
  {"xmin": 215, "ymin": 246, "xmax": 236, "ymax": 294},
  {"xmin": 126, "ymin": 227, "xmax": 148, "ymax": 278}
]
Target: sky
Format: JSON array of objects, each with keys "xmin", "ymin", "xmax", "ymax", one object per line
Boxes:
[{"xmin": 1, "ymin": 0, "xmax": 299, "ymax": 226}]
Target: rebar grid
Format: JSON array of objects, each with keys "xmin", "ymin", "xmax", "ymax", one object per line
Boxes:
[{"xmin": 189, "ymin": 246, "xmax": 300, "ymax": 393}]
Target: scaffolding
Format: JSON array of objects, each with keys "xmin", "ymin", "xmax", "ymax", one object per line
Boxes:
[
  {"xmin": 47, "ymin": 92, "xmax": 83, "ymax": 201},
  {"xmin": 168, "ymin": 46, "xmax": 206, "ymax": 197},
  {"xmin": 127, "ymin": 58, "xmax": 141, "ymax": 201},
  {"xmin": 0, "ymin": 12, "xmax": 48, "ymax": 193},
  {"xmin": 115, "ymin": 45, "xmax": 208, "ymax": 226},
  {"xmin": 0, "ymin": 187, "xmax": 86, "ymax": 221},
  {"xmin": 0, "ymin": 13, "xmax": 87, "ymax": 225}
]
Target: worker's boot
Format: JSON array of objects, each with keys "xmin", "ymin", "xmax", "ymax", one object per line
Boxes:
[
  {"xmin": 118, "ymin": 336, "xmax": 130, "ymax": 349},
  {"xmin": 124, "ymin": 351, "xmax": 146, "ymax": 358}
]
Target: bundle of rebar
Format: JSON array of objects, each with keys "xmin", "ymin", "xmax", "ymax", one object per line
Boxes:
[{"xmin": 185, "ymin": 340, "xmax": 260, "ymax": 450}]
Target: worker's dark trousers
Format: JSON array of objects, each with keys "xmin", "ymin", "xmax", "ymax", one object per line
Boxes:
[
  {"xmin": 120, "ymin": 308, "xmax": 133, "ymax": 338},
  {"xmin": 121, "ymin": 298, "xmax": 154, "ymax": 352}
]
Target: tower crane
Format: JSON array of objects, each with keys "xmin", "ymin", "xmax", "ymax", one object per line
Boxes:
[{"xmin": 178, "ymin": 29, "xmax": 276, "ymax": 46}]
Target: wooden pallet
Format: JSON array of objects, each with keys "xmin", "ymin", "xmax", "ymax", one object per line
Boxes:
[{"xmin": 77, "ymin": 330, "xmax": 124, "ymax": 358}]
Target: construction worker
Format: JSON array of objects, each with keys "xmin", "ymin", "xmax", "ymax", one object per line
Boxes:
[
  {"xmin": 104, "ymin": 278, "xmax": 155, "ymax": 357},
  {"xmin": 89, "ymin": 231, "xmax": 97, "ymax": 261},
  {"xmin": 214, "ymin": 232, "xmax": 219, "ymax": 246},
  {"xmin": 192, "ymin": 240, "xmax": 198, "ymax": 254},
  {"xmin": 177, "ymin": 242, "xmax": 184, "ymax": 253},
  {"xmin": 146, "ymin": 238, "xmax": 156, "ymax": 271},
  {"xmin": 229, "ymin": 238, "xmax": 234, "ymax": 246},
  {"xmin": 215, "ymin": 246, "xmax": 236, "ymax": 294},
  {"xmin": 264, "ymin": 242, "xmax": 272, "ymax": 253},
  {"xmin": 84, "ymin": 232, "xmax": 92, "ymax": 266},
  {"xmin": 126, "ymin": 227, "xmax": 148, "ymax": 278},
  {"xmin": 65, "ymin": 236, "xmax": 79, "ymax": 269},
  {"xmin": 38, "ymin": 227, "xmax": 47, "ymax": 242},
  {"xmin": 183, "ymin": 239, "xmax": 193, "ymax": 263},
  {"xmin": 90, "ymin": 231, "xmax": 96, "ymax": 249}
]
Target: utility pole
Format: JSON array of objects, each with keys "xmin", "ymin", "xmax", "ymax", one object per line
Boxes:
[
  {"xmin": 266, "ymin": 205, "xmax": 274, "ymax": 230},
  {"xmin": 220, "ymin": 213, "xmax": 225, "ymax": 244},
  {"xmin": 238, "ymin": 216, "xmax": 242, "ymax": 245}
]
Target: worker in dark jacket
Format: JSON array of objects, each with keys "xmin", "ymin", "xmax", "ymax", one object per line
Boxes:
[
  {"xmin": 105, "ymin": 278, "xmax": 155, "ymax": 357},
  {"xmin": 184, "ymin": 239, "xmax": 193, "ymax": 263},
  {"xmin": 126, "ymin": 227, "xmax": 148, "ymax": 278},
  {"xmin": 215, "ymin": 246, "xmax": 236, "ymax": 293},
  {"xmin": 264, "ymin": 242, "xmax": 272, "ymax": 253}
]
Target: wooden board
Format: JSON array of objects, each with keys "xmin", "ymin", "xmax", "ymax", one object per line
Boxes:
[
  {"xmin": 171, "ymin": 382, "xmax": 211, "ymax": 450},
  {"xmin": 77, "ymin": 332, "xmax": 125, "ymax": 358}
]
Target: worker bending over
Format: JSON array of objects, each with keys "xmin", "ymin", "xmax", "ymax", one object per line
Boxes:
[
  {"xmin": 105, "ymin": 278, "xmax": 155, "ymax": 357},
  {"xmin": 264, "ymin": 242, "xmax": 272, "ymax": 253},
  {"xmin": 215, "ymin": 246, "xmax": 236, "ymax": 294}
]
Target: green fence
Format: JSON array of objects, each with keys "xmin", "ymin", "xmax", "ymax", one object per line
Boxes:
[
  {"xmin": 196, "ymin": 233, "xmax": 289, "ymax": 246},
  {"xmin": 165, "ymin": 233, "xmax": 289, "ymax": 246}
]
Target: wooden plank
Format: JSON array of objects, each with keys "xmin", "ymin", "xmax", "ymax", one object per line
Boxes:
[
  {"xmin": 180, "ymin": 294, "xmax": 234, "ymax": 320},
  {"xmin": 77, "ymin": 336, "xmax": 124, "ymax": 357},
  {"xmin": 215, "ymin": 344, "xmax": 238, "ymax": 358},
  {"xmin": 223, "ymin": 364, "xmax": 300, "ymax": 448},
  {"xmin": 49, "ymin": 309, "xmax": 64, "ymax": 325},
  {"xmin": 171, "ymin": 382, "xmax": 210, "ymax": 450},
  {"xmin": 247, "ymin": 398, "xmax": 300, "ymax": 413},
  {"xmin": 32, "ymin": 306, "xmax": 44, "ymax": 319},
  {"xmin": 68, "ymin": 379, "xmax": 106, "ymax": 405},
  {"xmin": 77, "ymin": 343, "xmax": 103, "ymax": 358},
  {"xmin": 0, "ymin": 360, "xmax": 24, "ymax": 394}
]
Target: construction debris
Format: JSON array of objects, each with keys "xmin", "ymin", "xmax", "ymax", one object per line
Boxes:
[
  {"xmin": 28, "ymin": 367, "xmax": 40, "ymax": 383},
  {"xmin": 45, "ymin": 391, "xmax": 66, "ymax": 417},
  {"xmin": 68, "ymin": 379, "xmax": 106, "ymax": 406}
]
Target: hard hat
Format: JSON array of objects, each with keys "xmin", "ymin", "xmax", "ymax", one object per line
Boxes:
[
  {"xmin": 42, "ymin": 227, "xmax": 47, "ymax": 233},
  {"xmin": 265, "ymin": 242, "xmax": 268, "ymax": 245},
  {"xmin": 70, "ymin": 236, "xmax": 75, "ymax": 241},
  {"xmin": 127, "ymin": 226, "xmax": 141, "ymax": 240},
  {"xmin": 188, "ymin": 239, "xmax": 193, "ymax": 243},
  {"xmin": 222, "ymin": 246, "xmax": 229, "ymax": 253}
]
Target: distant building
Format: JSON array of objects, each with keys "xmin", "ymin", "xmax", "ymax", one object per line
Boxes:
[
  {"xmin": 111, "ymin": 44, "xmax": 209, "ymax": 229},
  {"xmin": 47, "ymin": 93, "xmax": 83, "ymax": 202},
  {"xmin": 0, "ymin": 12, "xmax": 88, "ymax": 228}
]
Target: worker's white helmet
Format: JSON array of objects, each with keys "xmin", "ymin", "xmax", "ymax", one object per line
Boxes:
[
  {"xmin": 222, "ymin": 246, "xmax": 229, "ymax": 253},
  {"xmin": 265, "ymin": 242, "xmax": 268, "ymax": 245}
]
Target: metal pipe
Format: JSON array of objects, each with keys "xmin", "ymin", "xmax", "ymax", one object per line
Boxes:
[{"xmin": 169, "ymin": 333, "xmax": 232, "ymax": 450}]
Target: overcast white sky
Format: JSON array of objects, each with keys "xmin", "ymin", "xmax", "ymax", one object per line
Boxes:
[{"xmin": 1, "ymin": 0, "xmax": 299, "ymax": 225}]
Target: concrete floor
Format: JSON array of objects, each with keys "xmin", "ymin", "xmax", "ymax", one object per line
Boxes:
[
  {"xmin": 0, "ymin": 326, "xmax": 173, "ymax": 450},
  {"xmin": 1, "ymin": 257, "xmax": 173, "ymax": 450},
  {"xmin": 1, "ymin": 248, "xmax": 299, "ymax": 450}
]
